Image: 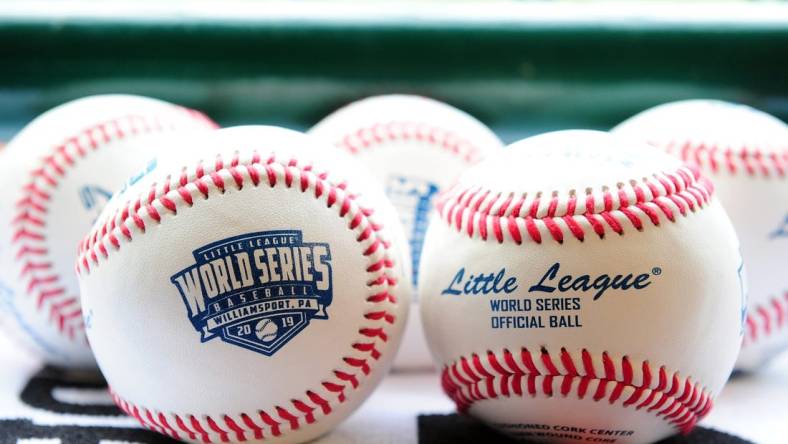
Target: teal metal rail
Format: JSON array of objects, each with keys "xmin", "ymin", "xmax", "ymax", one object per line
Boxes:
[{"xmin": 0, "ymin": 10, "xmax": 786, "ymax": 141}]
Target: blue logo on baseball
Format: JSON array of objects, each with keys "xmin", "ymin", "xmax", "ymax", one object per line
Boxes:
[
  {"xmin": 736, "ymin": 254, "xmax": 748, "ymax": 336},
  {"xmin": 170, "ymin": 230, "xmax": 332, "ymax": 356},
  {"xmin": 385, "ymin": 175, "xmax": 439, "ymax": 286},
  {"xmin": 770, "ymin": 214, "xmax": 788, "ymax": 239}
]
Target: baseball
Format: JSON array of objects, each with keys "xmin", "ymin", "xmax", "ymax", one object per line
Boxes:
[
  {"xmin": 76, "ymin": 126, "xmax": 411, "ymax": 443},
  {"xmin": 419, "ymin": 130, "xmax": 743, "ymax": 443},
  {"xmin": 0, "ymin": 94, "xmax": 216, "ymax": 369},
  {"xmin": 613, "ymin": 100, "xmax": 788, "ymax": 371},
  {"xmin": 310, "ymin": 94, "xmax": 503, "ymax": 369},
  {"xmin": 256, "ymin": 319, "xmax": 279, "ymax": 343}
]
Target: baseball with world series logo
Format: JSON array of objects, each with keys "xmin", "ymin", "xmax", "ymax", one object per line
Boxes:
[
  {"xmin": 0, "ymin": 95, "xmax": 217, "ymax": 369},
  {"xmin": 310, "ymin": 94, "xmax": 504, "ymax": 369},
  {"xmin": 75, "ymin": 126, "xmax": 411, "ymax": 443},
  {"xmin": 613, "ymin": 100, "xmax": 788, "ymax": 372},
  {"xmin": 419, "ymin": 130, "xmax": 744, "ymax": 443}
]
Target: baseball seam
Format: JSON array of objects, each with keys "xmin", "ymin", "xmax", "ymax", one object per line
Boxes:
[
  {"xmin": 436, "ymin": 165, "xmax": 714, "ymax": 244},
  {"xmin": 744, "ymin": 290, "xmax": 788, "ymax": 348},
  {"xmin": 12, "ymin": 109, "xmax": 216, "ymax": 343},
  {"xmin": 661, "ymin": 139, "xmax": 787, "ymax": 178},
  {"xmin": 76, "ymin": 151, "xmax": 400, "ymax": 442},
  {"xmin": 336, "ymin": 120, "xmax": 487, "ymax": 164},
  {"xmin": 442, "ymin": 348, "xmax": 712, "ymax": 436}
]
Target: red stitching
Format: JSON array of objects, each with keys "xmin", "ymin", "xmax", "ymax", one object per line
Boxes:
[
  {"xmin": 10, "ymin": 109, "xmax": 216, "ymax": 345},
  {"xmin": 80, "ymin": 151, "xmax": 400, "ymax": 441},
  {"xmin": 336, "ymin": 120, "xmax": 486, "ymax": 164},
  {"xmin": 743, "ymin": 291, "xmax": 788, "ymax": 348},
  {"xmin": 442, "ymin": 348, "xmax": 712, "ymax": 436},
  {"xmin": 662, "ymin": 139, "xmax": 788, "ymax": 178},
  {"xmin": 437, "ymin": 166, "xmax": 713, "ymax": 244}
]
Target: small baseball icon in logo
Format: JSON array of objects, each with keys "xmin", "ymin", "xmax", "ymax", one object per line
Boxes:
[{"xmin": 255, "ymin": 319, "xmax": 279, "ymax": 343}]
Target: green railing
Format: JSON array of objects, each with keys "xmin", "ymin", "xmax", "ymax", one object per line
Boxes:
[{"xmin": 1, "ymin": 8, "xmax": 786, "ymax": 141}]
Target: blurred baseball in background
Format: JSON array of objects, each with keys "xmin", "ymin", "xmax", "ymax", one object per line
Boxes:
[
  {"xmin": 0, "ymin": 94, "xmax": 216, "ymax": 369},
  {"xmin": 614, "ymin": 99, "xmax": 788, "ymax": 372},
  {"xmin": 310, "ymin": 94, "xmax": 503, "ymax": 370}
]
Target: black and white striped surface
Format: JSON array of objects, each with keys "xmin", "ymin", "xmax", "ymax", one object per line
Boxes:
[{"xmin": 0, "ymin": 334, "xmax": 784, "ymax": 444}]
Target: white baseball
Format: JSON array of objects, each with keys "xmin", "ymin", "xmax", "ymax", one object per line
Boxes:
[
  {"xmin": 613, "ymin": 100, "xmax": 788, "ymax": 371},
  {"xmin": 76, "ymin": 126, "xmax": 411, "ymax": 443},
  {"xmin": 0, "ymin": 95, "xmax": 216, "ymax": 369},
  {"xmin": 419, "ymin": 130, "xmax": 743, "ymax": 444},
  {"xmin": 310, "ymin": 94, "xmax": 503, "ymax": 370},
  {"xmin": 256, "ymin": 319, "xmax": 279, "ymax": 343}
]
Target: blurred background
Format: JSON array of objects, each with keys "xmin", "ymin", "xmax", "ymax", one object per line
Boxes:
[
  {"xmin": 0, "ymin": 3, "xmax": 787, "ymax": 443},
  {"xmin": 1, "ymin": 1, "xmax": 786, "ymax": 143}
]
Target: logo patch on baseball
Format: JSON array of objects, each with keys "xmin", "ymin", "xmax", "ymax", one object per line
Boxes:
[
  {"xmin": 170, "ymin": 230, "xmax": 333, "ymax": 356},
  {"xmin": 385, "ymin": 175, "xmax": 440, "ymax": 285}
]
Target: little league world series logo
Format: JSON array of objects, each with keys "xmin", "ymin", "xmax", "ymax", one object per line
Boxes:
[{"xmin": 170, "ymin": 230, "xmax": 332, "ymax": 356}]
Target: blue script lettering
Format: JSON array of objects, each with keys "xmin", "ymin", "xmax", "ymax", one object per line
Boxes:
[
  {"xmin": 441, "ymin": 268, "xmax": 518, "ymax": 296},
  {"xmin": 529, "ymin": 262, "xmax": 654, "ymax": 300}
]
